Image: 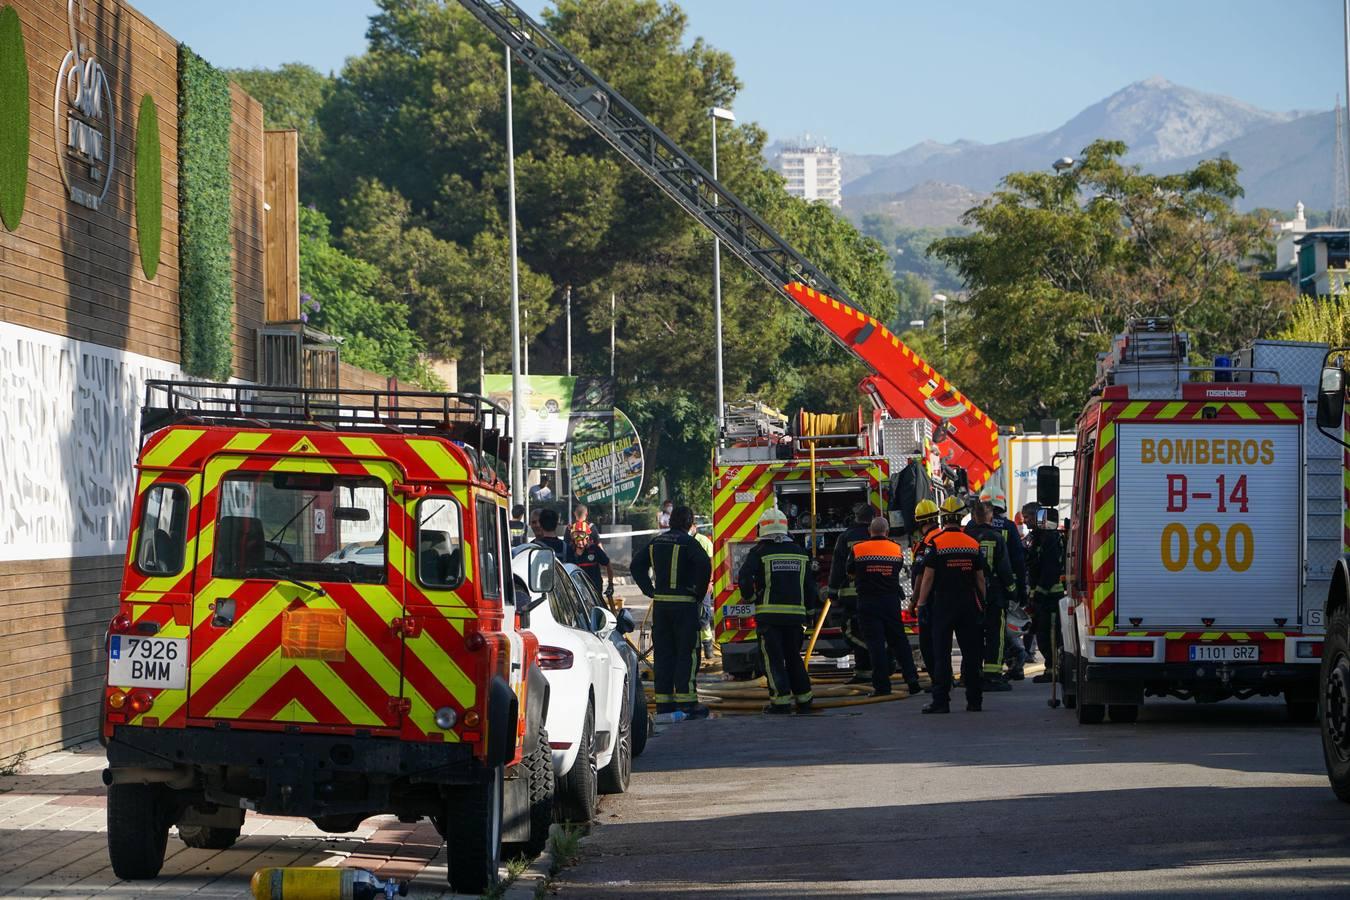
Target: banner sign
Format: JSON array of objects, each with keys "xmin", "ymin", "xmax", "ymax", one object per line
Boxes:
[{"xmin": 570, "ymin": 408, "xmax": 643, "ymax": 508}]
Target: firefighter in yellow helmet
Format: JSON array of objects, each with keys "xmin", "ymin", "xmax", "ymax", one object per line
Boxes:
[
  {"xmin": 737, "ymin": 508, "xmax": 817, "ymax": 713},
  {"xmin": 914, "ymin": 496, "xmax": 989, "ymax": 713},
  {"xmin": 909, "ymin": 499, "xmax": 942, "ymax": 680}
]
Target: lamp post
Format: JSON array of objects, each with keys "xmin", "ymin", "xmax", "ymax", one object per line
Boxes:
[
  {"xmin": 505, "ymin": 46, "xmax": 524, "ymax": 508},
  {"xmin": 710, "ymin": 106, "xmax": 735, "ymax": 439}
]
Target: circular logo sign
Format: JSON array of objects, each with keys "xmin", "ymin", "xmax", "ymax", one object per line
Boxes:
[{"xmin": 54, "ymin": 1, "xmax": 115, "ymax": 211}]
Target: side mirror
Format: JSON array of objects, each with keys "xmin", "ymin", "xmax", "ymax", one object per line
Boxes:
[
  {"xmin": 527, "ymin": 548, "xmax": 556, "ymax": 593},
  {"xmin": 616, "ymin": 608, "xmax": 636, "ymax": 635},
  {"xmin": 591, "ymin": 605, "xmax": 616, "ymax": 636},
  {"xmin": 1036, "ymin": 465, "xmax": 1060, "ymax": 509},
  {"xmin": 1318, "ymin": 365, "xmax": 1346, "ymax": 430}
]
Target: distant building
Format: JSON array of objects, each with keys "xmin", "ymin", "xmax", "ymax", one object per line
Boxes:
[
  {"xmin": 774, "ymin": 137, "xmax": 842, "ymax": 207},
  {"xmin": 1263, "ymin": 202, "xmax": 1350, "ymax": 297}
]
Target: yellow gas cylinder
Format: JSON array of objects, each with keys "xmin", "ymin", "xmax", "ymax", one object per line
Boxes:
[{"xmin": 250, "ymin": 867, "xmax": 407, "ymax": 900}]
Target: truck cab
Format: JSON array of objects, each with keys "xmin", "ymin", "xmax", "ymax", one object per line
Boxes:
[{"xmin": 102, "ymin": 382, "xmax": 553, "ymax": 894}]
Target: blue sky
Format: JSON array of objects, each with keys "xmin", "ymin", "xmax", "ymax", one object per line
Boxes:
[{"xmin": 133, "ymin": 0, "xmax": 1342, "ymax": 155}]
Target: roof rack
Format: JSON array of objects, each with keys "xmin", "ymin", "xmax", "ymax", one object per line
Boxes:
[{"xmin": 141, "ymin": 381, "xmax": 512, "ymax": 481}]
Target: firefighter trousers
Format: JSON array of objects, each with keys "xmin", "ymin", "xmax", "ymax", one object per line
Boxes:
[
  {"xmin": 916, "ymin": 604, "xmax": 935, "ymax": 675},
  {"xmin": 757, "ymin": 617, "xmax": 813, "ymax": 707},
  {"xmin": 1033, "ymin": 591, "xmax": 1063, "ymax": 676},
  {"xmin": 652, "ymin": 600, "xmax": 700, "ymax": 712},
  {"xmin": 928, "ymin": 598, "xmax": 984, "ymax": 708},
  {"xmin": 842, "ymin": 613, "xmax": 872, "ymax": 676},
  {"xmin": 982, "ymin": 605, "xmax": 1006, "ymax": 677},
  {"xmin": 858, "ymin": 599, "xmax": 919, "ymax": 692}
]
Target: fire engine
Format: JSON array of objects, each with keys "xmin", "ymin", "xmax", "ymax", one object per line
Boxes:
[
  {"xmin": 1045, "ymin": 324, "xmax": 1330, "ymax": 725},
  {"xmin": 102, "ymin": 382, "xmax": 553, "ymax": 894}
]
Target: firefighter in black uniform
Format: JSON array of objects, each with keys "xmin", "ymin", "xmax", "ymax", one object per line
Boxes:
[
  {"xmin": 915, "ymin": 496, "xmax": 989, "ymax": 713},
  {"xmin": 1028, "ymin": 507, "xmax": 1066, "ymax": 684},
  {"xmin": 828, "ymin": 503, "xmax": 877, "ymax": 685},
  {"xmin": 848, "ymin": 516, "xmax": 923, "ymax": 696},
  {"xmin": 966, "ymin": 498, "xmax": 1016, "ymax": 692},
  {"xmin": 908, "ymin": 499, "xmax": 941, "ymax": 678},
  {"xmin": 737, "ymin": 509, "xmax": 816, "ymax": 714},
  {"xmin": 633, "ymin": 505, "xmax": 712, "ymax": 717}
]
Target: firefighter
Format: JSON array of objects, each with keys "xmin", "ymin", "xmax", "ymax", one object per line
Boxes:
[
  {"xmin": 986, "ymin": 490, "xmax": 1027, "ymax": 618},
  {"xmin": 737, "ymin": 509, "xmax": 816, "ymax": 714},
  {"xmin": 909, "ymin": 499, "xmax": 942, "ymax": 679},
  {"xmin": 848, "ymin": 516, "xmax": 923, "ymax": 696},
  {"xmin": 691, "ymin": 522, "xmax": 716, "ymax": 661},
  {"xmin": 914, "ymin": 496, "xmax": 988, "ymax": 714},
  {"xmin": 966, "ymin": 499, "xmax": 1016, "ymax": 692},
  {"xmin": 828, "ymin": 503, "xmax": 878, "ymax": 685},
  {"xmin": 1028, "ymin": 507, "xmax": 1066, "ymax": 684},
  {"xmin": 633, "ymin": 505, "xmax": 712, "ymax": 717},
  {"xmin": 1019, "ymin": 501, "xmax": 1040, "ymax": 662}
]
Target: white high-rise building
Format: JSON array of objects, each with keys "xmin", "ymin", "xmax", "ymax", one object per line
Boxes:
[{"xmin": 774, "ymin": 136, "xmax": 842, "ymax": 207}]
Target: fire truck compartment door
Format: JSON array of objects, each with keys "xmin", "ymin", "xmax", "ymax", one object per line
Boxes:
[{"xmin": 1114, "ymin": 422, "xmax": 1302, "ymax": 630}]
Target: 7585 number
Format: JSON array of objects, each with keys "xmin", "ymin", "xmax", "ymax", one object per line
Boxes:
[{"xmin": 1160, "ymin": 522, "xmax": 1252, "ymax": 573}]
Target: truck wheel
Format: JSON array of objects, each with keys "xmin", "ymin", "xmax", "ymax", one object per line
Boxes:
[
  {"xmin": 1108, "ymin": 704, "xmax": 1139, "ymax": 724},
  {"xmin": 444, "ymin": 765, "xmax": 503, "ymax": 894},
  {"xmin": 599, "ymin": 680, "xmax": 633, "ymax": 795},
  {"xmin": 1075, "ymin": 661, "xmax": 1105, "ymax": 725},
  {"xmin": 177, "ymin": 823, "xmax": 241, "ymax": 850},
  {"xmin": 1322, "ymin": 605, "xmax": 1350, "ymax": 802},
  {"xmin": 1286, "ymin": 691, "xmax": 1318, "ymax": 723},
  {"xmin": 504, "ymin": 727, "xmax": 555, "ymax": 858},
  {"xmin": 107, "ymin": 783, "xmax": 171, "ymax": 879},
  {"xmin": 631, "ymin": 677, "xmax": 650, "ymax": 758},
  {"xmin": 557, "ymin": 701, "xmax": 598, "ymax": 823}
]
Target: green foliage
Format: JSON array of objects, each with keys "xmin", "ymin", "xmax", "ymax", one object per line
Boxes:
[
  {"xmin": 930, "ymin": 140, "xmax": 1294, "ymax": 427},
  {"xmin": 298, "ymin": 205, "xmax": 437, "ymax": 384},
  {"xmin": 178, "ymin": 47, "xmax": 234, "ymax": 379},
  {"xmin": 0, "ymin": 4, "xmax": 29, "ymax": 232},
  {"xmin": 135, "ymin": 94, "xmax": 162, "ymax": 279},
  {"xmin": 1280, "ymin": 289, "xmax": 1350, "ymax": 346},
  {"xmin": 228, "ymin": 63, "xmax": 331, "ymax": 185}
]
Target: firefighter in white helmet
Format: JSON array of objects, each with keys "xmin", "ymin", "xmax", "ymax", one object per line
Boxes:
[{"xmin": 737, "ymin": 508, "xmax": 817, "ymax": 714}]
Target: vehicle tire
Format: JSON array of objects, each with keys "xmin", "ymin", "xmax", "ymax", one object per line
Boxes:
[
  {"xmin": 504, "ymin": 727, "xmax": 555, "ymax": 858},
  {"xmin": 1076, "ymin": 660, "xmax": 1105, "ymax": 725},
  {"xmin": 557, "ymin": 701, "xmax": 598, "ymax": 823},
  {"xmin": 443, "ymin": 765, "xmax": 503, "ymax": 894},
  {"xmin": 1323, "ymin": 604, "xmax": 1350, "ymax": 802},
  {"xmin": 599, "ymin": 681, "xmax": 633, "ymax": 795},
  {"xmin": 177, "ymin": 823, "xmax": 241, "ymax": 850},
  {"xmin": 631, "ymin": 677, "xmax": 650, "ymax": 759},
  {"xmin": 107, "ymin": 783, "xmax": 171, "ymax": 880},
  {"xmin": 1108, "ymin": 704, "xmax": 1139, "ymax": 724}
]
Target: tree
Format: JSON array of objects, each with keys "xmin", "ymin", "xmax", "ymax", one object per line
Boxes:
[
  {"xmin": 229, "ymin": 63, "xmax": 331, "ymax": 186},
  {"xmin": 930, "ymin": 140, "xmax": 1294, "ymax": 427}
]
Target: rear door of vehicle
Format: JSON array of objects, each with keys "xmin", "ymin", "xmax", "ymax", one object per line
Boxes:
[
  {"xmin": 554, "ymin": 571, "xmax": 613, "ymax": 720},
  {"xmin": 187, "ymin": 455, "xmax": 407, "ymax": 731},
  {"xmin": 1113, "ymin": 419, "xmax": 1302, "ymax": 630}
]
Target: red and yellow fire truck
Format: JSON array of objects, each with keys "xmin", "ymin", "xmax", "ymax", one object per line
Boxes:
[
  {"xmin": 1047, "ymin": 325, "xmax": 1328, "ymax": 725},
  {"xmin": 102, "ymin": 382, "xmax": 552, "ymax": 894}
]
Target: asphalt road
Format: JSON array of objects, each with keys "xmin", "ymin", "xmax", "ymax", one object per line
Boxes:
[{"xmin": 558, "ymin": 668, "xmax": 1350, "ymax": 898}]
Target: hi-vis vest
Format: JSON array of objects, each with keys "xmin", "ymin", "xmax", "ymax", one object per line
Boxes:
[{"xmin": 739, "ymin": 538, "xmax": 815, "ymax": 617}]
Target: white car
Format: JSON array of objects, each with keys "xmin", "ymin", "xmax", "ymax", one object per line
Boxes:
[{"xmin": 511, "ymin": 544, "xmax": 636, "ymax": 822}]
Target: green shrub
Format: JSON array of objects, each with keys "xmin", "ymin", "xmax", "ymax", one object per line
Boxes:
[
  {"xmin": 178, "ymin": 47, "xmax": 233, "ymax": 379},
  {"xmin": 0, "ymin": 4, "xmax": 29, "ymax": 232},
  {"xmin": 135, "ymin": 94, "xmax": 162, "ymax": 279}
]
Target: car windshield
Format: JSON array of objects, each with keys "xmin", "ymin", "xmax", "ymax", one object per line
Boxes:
[{"xmin": 214, "ymin": 472, "xmax": 388, "ymax": 584}]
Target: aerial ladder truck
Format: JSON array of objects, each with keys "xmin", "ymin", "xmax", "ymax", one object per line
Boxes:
[{"xmin": 457, "ymin": 0, "xmax": 1001, "ymax": 675}]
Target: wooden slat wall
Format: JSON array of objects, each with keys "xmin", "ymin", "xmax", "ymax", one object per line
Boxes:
[
  {"xmin": 264, "ymin": 130, "xmax": 300, "ymax": 323},
  {"xmin": 230, "ymin": 84, "xmax": 266, "ymax": 380}
]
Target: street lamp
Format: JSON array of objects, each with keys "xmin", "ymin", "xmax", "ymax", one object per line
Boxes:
[
  {"xmin": 1052, "ymin": 156, "xmax": 1075, "ymax": 172},
  {"xmin": 505, "ymin": 46, "xmax": 524, "ymax": 508},
  {"xmin": 933, "ymin": 293, "xmax": 948, "ymax": 359},
  {"xmin": 710, "ymin": 106, "xmax": 735, "ymax": 440}
]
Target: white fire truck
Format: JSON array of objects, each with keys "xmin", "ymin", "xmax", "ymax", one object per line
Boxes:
[{"xmin": 1043, "ymin": 323, "xmax": 1331, "ymax": 724}]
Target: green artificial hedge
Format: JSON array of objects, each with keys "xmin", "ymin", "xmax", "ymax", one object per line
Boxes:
[
  {"xmin": 0, "ymin": 4, "xmax": 29, "ymax": 232},
  {"xmin": 135, "ymin": 94, "xmax": 162, "ymax": 279},
  {"xmin": 177, "ymin": 47, "xmax": 233, "ymax": 379}
]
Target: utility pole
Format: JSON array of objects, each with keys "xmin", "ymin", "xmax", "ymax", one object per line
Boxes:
[
  {"xmin": 610, "ymin": 291, "xmax": 617, "ymax": 525},
  {"xmin": 565, "ymin": 285, "xmax": 572, "ymax": 376},
  {"xmin": 505, "ymin": 46, "xmax": 524, "ymax": 507},
  {"xmin": 709, "ymin": 107, "xmax": 735, "ymax": 440}
]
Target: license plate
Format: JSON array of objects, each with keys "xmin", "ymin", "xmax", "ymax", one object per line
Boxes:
[
  {"xmin": 108, "ymin": 636, "xmax": 187, "ymax": 689},
  {"xmin": 724, "ymin": 604, "xmax": 755, "ymax": 618},
  {"xmin": 1188, "ymin": 644, "xmax": 1258, "ymax": 662}
]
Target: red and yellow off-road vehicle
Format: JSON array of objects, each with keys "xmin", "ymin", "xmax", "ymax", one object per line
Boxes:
[{"xmin": 102, "ymin": 382, "xmax": 553, "ymax": 894}]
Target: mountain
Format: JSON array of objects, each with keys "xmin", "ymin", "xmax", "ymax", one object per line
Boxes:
[
  {"xmin": 835, "ymin": 78, "xmax": 1321, "ymax": 221},
  {"xmin": 842, "ymin": 181, "xmax": 986, "ymax": 229}
]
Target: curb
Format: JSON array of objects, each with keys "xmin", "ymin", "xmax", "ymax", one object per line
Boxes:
[{"xmin": 500, "ymin": 823, "xmax": 563, "ymax": 900}]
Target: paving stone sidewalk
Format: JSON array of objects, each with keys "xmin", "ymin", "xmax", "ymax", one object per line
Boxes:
[{"xmin": 0, "ymin": 744, "xmax": 499, "ymax": 899}]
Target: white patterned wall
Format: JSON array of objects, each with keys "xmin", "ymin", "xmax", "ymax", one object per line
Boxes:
[{"xmin": 0, "ymin": 320, "xmax": 186, "ymax": 561}]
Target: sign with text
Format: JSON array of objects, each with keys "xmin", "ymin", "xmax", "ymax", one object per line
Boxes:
[
  {"xmin": 56, "ymin": 0, "xmax": 115, "ymax": 210},
  {"xmin": 569, "ymin": 408, "xmax": 643, "ymax": 508}
]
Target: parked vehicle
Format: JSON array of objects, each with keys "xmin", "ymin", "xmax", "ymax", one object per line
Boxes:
[
  {"xmin": 102, "ymin": 382, "xmax": 552, "ymax": 895},
  {"xmin": 511, "ymin": 545, "xmax": 634, "ymax": 821},
  {"xmin": 565, "ymin": 565, "xmax": 648, "ymax": 760}
]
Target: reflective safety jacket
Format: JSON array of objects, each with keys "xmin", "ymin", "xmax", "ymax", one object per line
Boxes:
[
  {"xmin": 1027, "ymin": 528, "xmax": 1066, "ymax": 600},
  {"xmin": 846, "ymin": 537, "xmax": 907, "ymax": 607},
  {"xmin": 926, "ymin": 526, "xmax": 989, "ymax": 610},
  {"xmin": 910, "ymin": 527, "xmax": 938, "ymax": 595},
  {"xmin": 633, "ymin": 529, "xmax": 712, "ymax": 602},
  {"xmin": 737, "ymin": 535, "xmax": 817, "ymax": 618},
  {"xmin": 827, "ymin": 523, "xmax": 872, "ymax": 607},
  {"xmin": 964, "ymin": 522, "xmax": 1015, "ymax": 609},
  {"xmin": 991, "ymin": 513, "xmax": 1026, "ymax": 597}
]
